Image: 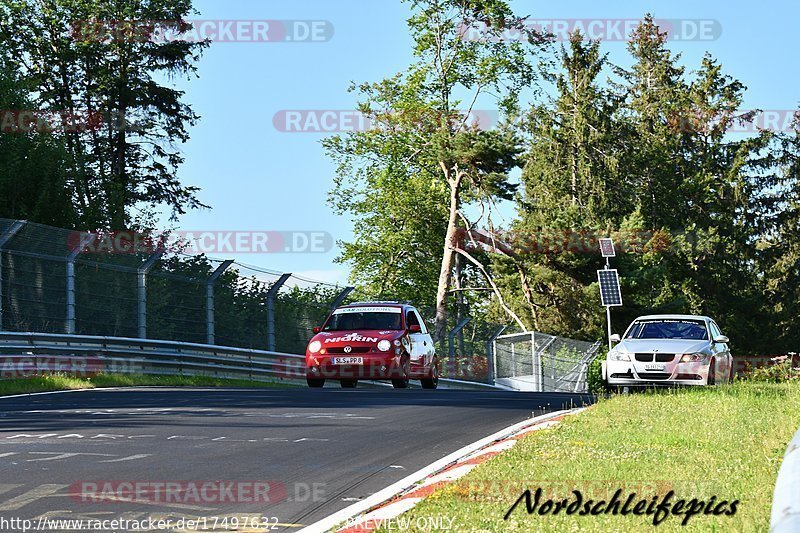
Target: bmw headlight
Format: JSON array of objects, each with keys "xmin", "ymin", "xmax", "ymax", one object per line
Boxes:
[
  {"xmin": 377, "ymin": 340, "xmax": 391, "ymax": 352},
  {"xmin": 680, "ymin": 353, "xmax": 705, "ymax": 363},
  {"xmin": 608, "ymin": 352, "xmax": 630, "ymax": 362},
  {"xmin": 308, "ymin": 340, "xmax": 321, "ymax": 353}
]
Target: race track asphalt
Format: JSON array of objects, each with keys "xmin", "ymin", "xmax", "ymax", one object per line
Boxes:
[{"xmin": 0, "ymin": 388, "xmax": 593, "ymax": 531}]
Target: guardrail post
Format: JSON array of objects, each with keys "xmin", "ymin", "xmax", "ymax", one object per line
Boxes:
[
  {"xmin": 65, "ymin": 231, "xmax": 95, "ymax": 334},
  {"xmin": 137, "ymin": 251, "xmax": 164, "ymax": 339},
  {"xmin": 0, "ymin": 221, "xmax": 26, "ymax": 331},
  {"xmin": 447, "ymin": 317, "xmax": 471, "ymax": 378},
  {"xmin": 206, "ymin": 260, "xmax": 233, "ymax": 345},
  {"xmin": 486, "ymin": 325, "xmax": 506, "ymax": 385},
  {"xmin": 329, "ymin": 286, "xmax": 355, "ymax": 311},
  {"xmin": 266, "ymin": 273, "xmax": 292, "ymax": 351}
]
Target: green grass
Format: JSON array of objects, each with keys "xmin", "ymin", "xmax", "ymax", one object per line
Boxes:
[
  {"xmin": 0, "ymin": 373, "xmax": 296, "ymax": 397},
  {"xmin": 383, "ymin": 383, "xmax": 800, "ymax": 532}
]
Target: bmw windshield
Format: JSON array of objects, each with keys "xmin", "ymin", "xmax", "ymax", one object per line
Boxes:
[
  {"xmin": 323, "ymin": 310, "xmax": 403, "ymax": 331},
  {"xmin": 625, "ymin": 319, "xmax": 709, "ymax": 340}
]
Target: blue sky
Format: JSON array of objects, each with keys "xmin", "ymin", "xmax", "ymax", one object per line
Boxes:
[{"xmin": 168, "ymin": 0, "xmax": 799, "ymax": 285}]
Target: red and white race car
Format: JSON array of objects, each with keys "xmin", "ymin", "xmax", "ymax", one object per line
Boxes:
[{"xmin": 305, "ymin": 301, "xmax": 439, "ymax": 389}]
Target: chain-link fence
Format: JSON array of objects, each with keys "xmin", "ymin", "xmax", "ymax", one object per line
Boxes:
[
  {"xmin": 494, "ymin": 331, "xmax": 601, "ymax": 392},
  {"xmin": 0, "ymin": 219, "xmax": 349, "ymax": 355}
]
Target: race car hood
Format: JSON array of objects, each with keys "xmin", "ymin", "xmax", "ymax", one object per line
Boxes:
[
  {"xmin": 614, "ymin": 338, "xmax": 711, "ymax": 355},
  {"xmin": 311, "ymin": 330, "xmax": 405, "ymax": 347}
]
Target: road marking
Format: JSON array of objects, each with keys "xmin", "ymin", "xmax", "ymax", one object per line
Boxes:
[
  {"xmin": 27, "ymin": 452, "xmax": 114, "ymax": 462},
  {"xmin": 65, "ymin": 492, "xmax": 215, "ymax": 512},
  {"xmin": 0, "ymin": 452, "xmax": 18, "ymax": 458},
  {"xmin": 0, "ymin": 484, "xmax": 22, "ymax": 496},
  {"xmin": 0, "ymin": 484, "xmax": 68, "ymax": 511},
  {"xmin": 293, "ymin": 438, "xmax": 330, "ymax": 443},
  {"xmin": 98, "ymin": 454, "xmax": 151, "ymax": 463}
]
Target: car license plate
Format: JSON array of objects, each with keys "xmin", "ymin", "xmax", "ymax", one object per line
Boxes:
[
  {"xmin": 332, "ymin": 357, "xmax": 363, "ymax": 365},
  {"xmin": 644, "ymin": 363, "xmax": 665, "ymax": 371}
]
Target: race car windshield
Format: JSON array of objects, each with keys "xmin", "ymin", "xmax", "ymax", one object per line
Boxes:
[
  {"xmin": 625, "ymin": 320, "xmax": 709, "ymax": 340},
  {"xmin": 324, "ymin": 312, "xmax": 403, "ymax": 331}
]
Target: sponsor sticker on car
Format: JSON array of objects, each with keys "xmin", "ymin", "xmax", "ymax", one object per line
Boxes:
[{"xmin": 332, "ymin": 306, "xmax": 401, "ymax": 314}]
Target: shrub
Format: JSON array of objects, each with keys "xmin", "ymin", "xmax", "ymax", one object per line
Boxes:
[
  {"xmin": 587, "ymin": 354, "xmax": 608, "ymax": 394},
  {"xmin": 745, "ymin": 355, "xmax": 800, "ymax": 383}
]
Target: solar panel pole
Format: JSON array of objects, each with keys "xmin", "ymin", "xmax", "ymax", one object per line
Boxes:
[{"xmin": 599, "ymin": 237, "xmax": 616, "ymax": 351}]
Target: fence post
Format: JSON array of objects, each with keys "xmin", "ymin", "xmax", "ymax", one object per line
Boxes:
[
  {"xmin": 486, "ymin": 325, "xmax": 506, "ymax": 385},
  {"xmin": 448, "ymin": 317, "xmax": 471, "ymax": 378},
  {"xmin": 0, "ymin": 221, "xmax": 26, "ymax": 331},
  {"xmin": 266, "ymin": 273, "xmax": 292, "ymax": 352},
  {"xmin": 206, "ymin": 260, "xmax": 234, "ymax": 345},
  {"xmin": 329, "ymin": 286, "xmax": 355, "ymax": 311},
  {"xmin": 511, "ymin": 342, "xmax": 516, "ymax": 378},
  {"xmin": 65, "ymin": 231, "xmax": 95, "ymax": 335},
  {"xmin": 137, "ymin": 251, "xmax": 163, "ymax": 339}
]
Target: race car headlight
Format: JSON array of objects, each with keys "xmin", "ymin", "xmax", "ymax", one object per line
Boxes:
[
  {"xmin": 608, "ymin": 352, "xmax": 630, "ymax": 362},
  {"xmin": 308, "ymin": 341, "xmax": 322, "ymax": 353},
  {"xmin": 377, "ymin": 340, "xmax": 391, "ymax": 352},
  {"xmin": 680, "ymin": 353, "xmax": 705, "ymax": 363}
]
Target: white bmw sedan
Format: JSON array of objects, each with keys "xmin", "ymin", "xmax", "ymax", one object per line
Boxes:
[{"xmin": 602, "ymin": 315, "xmax": 734, "ymax": 387}]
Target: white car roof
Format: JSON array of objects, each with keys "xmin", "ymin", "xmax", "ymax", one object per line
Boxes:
[{"xmin": 634, "ymin": 314, "xmax": 712, "ymax": 322}]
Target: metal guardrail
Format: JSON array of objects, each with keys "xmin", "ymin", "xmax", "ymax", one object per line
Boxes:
[
  {"xmin": 0, "ymin": 331, "xmax": 503, "ymax": 390},
  {"xmin": 0, "ymin": 331, "xmax": 306, "ymax": 384},
  {"xmin": 771, "ymin": 426, "xmax": 800, "ymax": 532}
]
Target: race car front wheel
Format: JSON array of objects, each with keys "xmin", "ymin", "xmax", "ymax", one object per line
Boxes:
[
  {"xmin": 420, "ymin": 356, "xmax": 439, "ymax": 389},
  {"xmin": 307, "ymin": 378, "xmax": 325, "ymax": 388},
  {"xmin": 392, "ymin": 356, "xmax": 410, "ymax": 389}
]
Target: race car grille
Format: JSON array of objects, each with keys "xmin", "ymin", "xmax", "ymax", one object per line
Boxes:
[
  {"xmin": 635, "ymin": 353, "xmax": 654, "ymax": 362},
  {"xmin": 637, "ymin": 372, "xmax": 672, "ymax": 380},
  {"xmin": 655, "ymin": 353, "xmax": 676, "ymax": 362},
  {"xmin": 326, "ymin": 346, "xmax": 371, "ymax": 354}
]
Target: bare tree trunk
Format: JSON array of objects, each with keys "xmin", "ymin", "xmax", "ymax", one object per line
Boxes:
[
  {"xmin": 454, "ymin": 252, "xmax": 465, "ymax": 355},
  {"xmin": 433, "ymin": 165, "xmax": 462, "ymax": 343}
]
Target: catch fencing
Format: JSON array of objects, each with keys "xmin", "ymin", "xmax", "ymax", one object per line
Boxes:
[
  {"xmin": 0, "ymin": 219, "xmax": 351, "ymax": 355},
  {"xmin": 493, "ymin": 331, "xmax": 601, "ymax": 392}
]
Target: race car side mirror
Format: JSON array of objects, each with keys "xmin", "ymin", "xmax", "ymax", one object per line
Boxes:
[
  {"xmin": 408, "ymin": 324, "xmax": 422, "ymax": 333},
  {"xmin": 609, "ymin": 334, "xmax": 621, "ymax": 343},
  {"xmin": 713, "ymin": 335, "xmax": 729, "ymax": 344},
  {"xmin": 313, "ymin": 326, "xmax": 321, "ymax": 334}
]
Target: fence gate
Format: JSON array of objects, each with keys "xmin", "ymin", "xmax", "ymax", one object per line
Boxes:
[{"xmin": 493, "ymin": 331, "xmax": 601, "ymax": 392}]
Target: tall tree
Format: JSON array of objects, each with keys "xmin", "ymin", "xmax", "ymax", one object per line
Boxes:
[
  {"xmin": 0, "ymin": 0, "xmax": 208, "ymax": 229},
  {"xmin": 324, "ymin": 0, "xmax": 545, "ymax": 341}
]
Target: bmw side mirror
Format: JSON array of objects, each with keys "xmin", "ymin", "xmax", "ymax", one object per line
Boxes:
[
  {"xmin": 312, "ymin": 326, "xmax": 321, "ymax": 334},
  {"xmin": 408, "ymin": 324, "xmax": 422, "ymax": 333},
  {"xmin": 713, "ymin": 335, "xmax": 729, "ymax": 344},
  {"xmin": 609, "ymin": 334, "xmax": 621, "ymax": 343}
]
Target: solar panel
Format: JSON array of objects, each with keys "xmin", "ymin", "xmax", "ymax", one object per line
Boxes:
[
  {"xmin": 599, "ymin": 238, "xmax": 616, "ymax": 257},
  {"xmin": 597, "ymin": 269, "xmax": 622, "ymax": 307}
]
